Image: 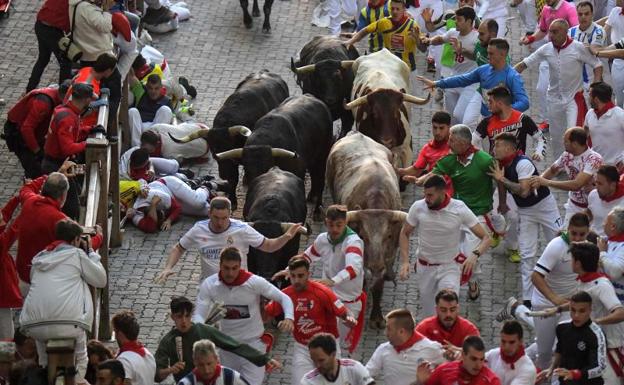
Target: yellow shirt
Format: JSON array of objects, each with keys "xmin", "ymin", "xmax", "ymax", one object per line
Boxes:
[
  {"xmin": 365, "ymin": 16, "xmax": 419, "ymax": 71},
  {"xmin": 358, "ymin": 1, "xmax": 391, "ymax": 52}
]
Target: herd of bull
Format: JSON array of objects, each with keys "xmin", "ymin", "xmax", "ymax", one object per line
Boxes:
[{"xmin": 169, "ymin": 36, "xmax": 431, "ymax": 328}]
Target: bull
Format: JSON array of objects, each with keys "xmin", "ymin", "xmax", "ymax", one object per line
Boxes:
[
  {"xmin": 216, "ymin": 94, "xmax": 333, "ymax": 220},
  {"xmin": 168, "ymin": 70, "xmax": 289, "ymax": 208},
  {"xmin": 346, "ymin": 49, "xmax": 430, "ymax": 182},
  {"xmin": 240, "ymin": 0, "xmax": 274, "ymax": 32},
  {"xmin": 243, "ymin": 167, "xmax": 307, "ymax": 283},
  {"xmin": 291, "ymin": 36, "xmax": 359, "ymax": 138},
  {"xmin": 326, "ymin": 132, "xmax": 407, "ymax": 329}
]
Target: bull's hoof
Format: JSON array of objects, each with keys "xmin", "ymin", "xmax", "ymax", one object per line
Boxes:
[
  {"xmin": 368, "ymin": 316, "xmax": 386, "ymax": 329},
  {"xmin": 252, "ymin": 8, "xmax": 260, "ymax": 16},
  {"xmin": 243, "ymin": 14, "xmax": 253, "ymax": 28},
  {"xmin": 383, "ymin": 269, "xmax": 396, "ymax": 282},
  {"xmin": 262, "ymin": 24, "xmax": 271, "ymax": 33}
]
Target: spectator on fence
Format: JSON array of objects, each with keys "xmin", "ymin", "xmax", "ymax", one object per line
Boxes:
[{"xmin": 19, "ymin": 219, "xmax": 107, "ymax": 385}]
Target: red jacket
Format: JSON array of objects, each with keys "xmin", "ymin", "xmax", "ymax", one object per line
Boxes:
[
  {"xmin": 15, "ymin": 176, "xmax": 102, "ymax": 283},
  {"xmin": 0, "ymin": 199, "xmax": 22, "ymax": 309},
  {"xmin": 37, "ymin": 0, "xmax": 70, "ymax": 32},
  {"xmin": 426, "ymin": 361, "xmax": 501, "ymax": 385},
  {"xmin": 416, "ymin": 316, "xmax": 480, "ymax": 348},
  {"xmin": 43, "ymin": 102, "xmax": 87, "ymax": 160},
  {"xmin": 7, "ymin": 87, "xmax": 61, "ymax": 152}
]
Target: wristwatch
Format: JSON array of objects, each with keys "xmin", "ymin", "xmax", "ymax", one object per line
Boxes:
[{"xmin": 471, "ymin": 250, "xmax": 481, "ymax": 258}]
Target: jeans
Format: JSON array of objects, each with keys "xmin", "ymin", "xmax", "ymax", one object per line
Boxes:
[{"xmin": 26, "ymin": 21, "xmax": 73, "ymax": 92}]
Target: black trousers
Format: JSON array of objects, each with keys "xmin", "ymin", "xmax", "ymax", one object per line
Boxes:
[
  {"xmin": 41, "ymin": 156, "xmax": 81, "ymax": 220},
  {"xmin": 80, "ymin": 61, "xmax": 122, "ymax": 129},
  {"xmin": 26, "ymin": 21, "xmax": 73, "ymax": 92}
]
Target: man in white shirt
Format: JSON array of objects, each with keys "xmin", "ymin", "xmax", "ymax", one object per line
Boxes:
[
  {"xmin": 584, "ymin": 82, "xmax": 624, "ymax": 166},
  {"xmin": 530, "ymin": 127, "xmax": 603, "ymax": 225},
  {"xmin": 515, "ymin": 19, "xmax": 603, "ymax": 158},
  {"xmin": 605, "ymin": 4, "xmax": 624, "ymax": 106},
  {"xmin": 485, "ymin": 320, "xmax": 536, "ymax": 385},
  {"xmin": 398, "ymin": 174, "xmax": 491, "ymax": 316},
  {"xmin": 587, "ymin": 166, "xmax": 624, "ymax": 237},
  {"xmin": 302, "ymin": 333, "xmax": 375, "ymax": 385},
  {"xmin": 155, "ymin": 197, "xmax": 303, "ymax": 282},
  {"xmin": 599, "ymin": 208, "xmax": 624, "ymax": 303},
  {"xmin": 366, "ymin": 309, "xmax": 445, "ymax": 385},
  {"xmin": 112, "ymin": 310, "xmax": 156, "ymax": 385},
  {"xmin": 569, "ymin": 2, "xmax": 608, "ymax": 94},
  {"xmin": 192, "ymin": 247, "xmax": 294, "ymax": 385},
  {"xmin": 425, "ymin": 7, "xmax": 481, "ymax": 130}
]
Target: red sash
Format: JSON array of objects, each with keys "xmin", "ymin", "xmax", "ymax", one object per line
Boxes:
[{"xmin": 344, "ymin": 291, "xmax": 367, "ymax": 353}]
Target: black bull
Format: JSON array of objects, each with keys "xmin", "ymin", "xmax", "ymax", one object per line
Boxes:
[
  {"xmin": 215, "ymin": 94, "xmax": 333, "ymax": 220},
  {"xmin": 243, "ymin": 167, "xmax": 307, "ymax": 282},
  {"xmin": 291, "ymin": 36, "xmax": 359, "ymax": 137},
  {"xmin": 168, "ymin": 70, "xmax": 288, "ymax": 209}
]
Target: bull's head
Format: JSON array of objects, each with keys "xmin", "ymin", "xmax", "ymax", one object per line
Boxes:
[
  {"xmin": 291, "ymin": 58, "xmax": 355, "ymax": 111},
  {"xmin": 216, "ymin": 146, "xmax": 297, "ymax": 184},
  {"xmin": 345, "ymin": 209, "xmax": 407, "ymax": 279},
  {"xmin": 346, "ymin": 89, "xmax": 430, "ymax": 149}
]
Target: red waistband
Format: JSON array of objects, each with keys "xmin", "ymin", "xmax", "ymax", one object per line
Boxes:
[{"xmin": 344, "ymin": 291, "xmax": 366, "ymax": 304}]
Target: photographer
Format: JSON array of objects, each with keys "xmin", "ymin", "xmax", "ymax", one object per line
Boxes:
[{"xmin": 19, "ymin": 219, "xmax": 107, "ymax": 385}]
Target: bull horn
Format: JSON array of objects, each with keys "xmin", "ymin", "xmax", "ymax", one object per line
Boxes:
[
  {"xmin": 340, "ymin": 60, "xmax": 355, "ymax": 69},
  {"xmin": 215, "ymin": 148, "xmax": 244, "ymax": 160},
  {"xmin": 292, "ymin": 63, "xmax": 316, "ymax": 74},
  {"xmin": 391, "ymin": 210, "xmax": 408, "ymax": 222},
  {"xmin": 402, "ymin": 92, "xmax": 431, "ymax": 105},
  {"xmin": 280, "ymin": 222, "xmax": 309, "ymax": 235},
  {"xmin": 345, "ymin": 95, "xmax": 368, "ymax": 110},
  {"xmin": 228, "ymin": 125, "xmax": 252, "ymax": 137},
  {"xmin": 346, "ymin": 210, "xmax": 360, "ymax": 223},
  {"xmin": 271, "ymin": 148, "xmax": 297, "ymax": 158},
  {"xmin": 168, "ymin": 128, "xmax": 211, "ymax": 143}
]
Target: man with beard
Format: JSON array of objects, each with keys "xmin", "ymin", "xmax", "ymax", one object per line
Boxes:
[
  {"xmin": 399, "ymin": 174, "xmax": 491, "ymax": 315},
  {"xmin": 587, "ymin": 166, "xmax": 624, "ymax": 237}
]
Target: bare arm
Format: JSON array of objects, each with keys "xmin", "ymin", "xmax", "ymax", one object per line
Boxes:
[
  {"xmin": 399, "ymin": 222, "xmax": 415, "ymax": 280},
  {"xmin": 540, "ymin": 172, "xmax": 593, "ymax": 192},
  {"xmin": 428, "ymin": 36, "xmax": 446, "ymax": 46},
  {"xmin": 469, "ymin": 223, "xmax": 491, "ymax": 256},
  {"xmin": 154, "ymin": 243, "xmax": 185, "ymax": 283},
  {"xmin": 258, "ymin": 224, "xmax": 302, "ymax": 252},
  {"xmin": 531, "ymin": 271, "xmax": 567, "ymax": 305},
  {"xmin": 597, "ymin": 49, "xmax": 624, "ymax": 59},
  {"xmin": 595, "ymin": 307, "xmax": 624, "ymax": 325}
]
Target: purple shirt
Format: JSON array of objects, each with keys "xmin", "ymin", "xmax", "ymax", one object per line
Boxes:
[{"xmin": 539, "ymin": 0, "xmax": 579, "ymax": 32}]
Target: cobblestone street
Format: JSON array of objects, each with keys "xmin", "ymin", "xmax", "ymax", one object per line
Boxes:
[{"xmin": 0, "ymin": 1, "xmax": 565, "ymax": 383}]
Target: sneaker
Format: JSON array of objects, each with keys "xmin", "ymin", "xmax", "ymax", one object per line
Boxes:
[
  {"xmin": 178, "ymin": 168, "xmax": 195, "ymax": 179},
  {"xmin": 427, "ymin": 58, "xmax": 436, "ymax": 73},
  {"xmin": 491, "ymin": 233, "xmax": 502, "ymax": 249},
  {"xmin": 142, "ymin": 5, "xmax": 175, "ymax": 25},
  {"xmin": 496, "ymin": 296, "xmax": 518, "ymax": 322},
  {"xmin": 178, "ymin": 77, "xmax": 197, "ymax": 99},
  {"xmin": 205, "ymin": 179, "xmax": 230, "ymax": 192},
  {"xmin": 468, "ymin": 281, "xmax": 480, "ymax": 301},
  {"xmin": 507, "ymin": 248, "xmax": 521, "ymax": 263}
]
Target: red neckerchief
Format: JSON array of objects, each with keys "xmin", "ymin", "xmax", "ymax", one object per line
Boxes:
[
  {"xmin": 219, "ymin": 269, "xmax": 253, "ymax": 286},
  {"xmin": 456, "ymin": 146, "xmax": 477, "ymax": 164},
  {"xmin": 368, "ymin": 0, "xmax": 385, "ymax": 9},
  {"xmin": 118, "ymin": 340, "xmax": 146, "ymax": 357},
  {"xmin": 394, "ymin": 330, "xmax": 425, "ymax": 352},
  {"xmin": 603, "ymin": 180, "xmax": 624, "ymax": 203},
  {"xmin": 596, "ymin": 101, "xmax": 616, "ymax": 119},
  {"xmin": 193, "ymin": 365, "xmax": 222, "ymax": 385},
  {"xmin": 129, "ymin": 162, "xmax": 150, "ymax": 181},
  {"xmin": 45, "ymin": 240, "xmax": 67, "ymax": 251},
  {"xmin": 430, "ymin": 194, "xmax": 451, "ymax": 211},
  {"xmin": 499, "ymin": 150, "xmax": 523, "ymax": 168},
  {"xmin": 391, "ymin": 14, "xmax": 409, "ymax": 29},
  {"xmin": 577, "ymin": 272, "xmax": 610, "ymax": 282},
  {"xmin": 429, "ymin": 138, "xmax": 449, "ymax": 149},
  {"xmin": 500, "ymin": 345, "xmax": 525, "ymax": 369},
  {"xmin": 608, "ymin": 233, "xmax": 624, "ymax": 242},
  {"xmin": 554, "ymin": 36, "xmax": 573, "ymax": 52},
  {"xmin": 135, "ymin": 63, "xmax": 153, "ymax": 80}
]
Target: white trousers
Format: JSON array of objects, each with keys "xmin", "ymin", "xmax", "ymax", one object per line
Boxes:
[
  {"xmin": 516, "ymin": 0, "xmax": 537, "ymax": 33},
  {"xmin": 547, "ymin": 99, "xmax": 578, "ymax": 160},
  {"xmin": 338, "ymin": 300, "xmax": 361, "ymax": 353},
  {"xmin": 563, "ymin": 199, "xmax": 587, "ymax": 227},
  {"xmin": 444, "ymin": 86, "xmax": 482, "ymax": 131},
  {"xmin": 26, "ymin": 324, "xmax": 88, "ymax": 383},
  {"xmin": 613, "ymin": 60, "xmax": 624, "ymax": 108},
  {"xmin": 151, "ymin": 157, "xmax": 180, "ymax": 176},
  {"xmin": 416, "ymin": 261, "xmax": 461, "ymax": 316},
  {"xmin": 327, "ymin": 0, "xmax": 358, "ymax": 35},
  {"xmin": 532, "ymin": 303, "xmax": 571, "ymax": 370},
  {"xmin": 0, "ymin": 308, "xmax": 13, "ymax": 340},
  {"xmin": 221, "ymin": 338, "xmax": 266, "ymax": 385},
  {"xmin": 517, "ymin": 195, "xmax": 562, "ymax": 301},
  {"xmin": 129, "ymin": 106, "xmax": 174, "ymax": 147},
  {"xmin": 494, "ymin": 16, "xmax": 507, "ymax": 38},
  {"xmin": 460, "ymin": 212, "xmax": 505, "ymax": 285},
  {"xmin": 536, "ymin": 61, "xmax": 549, "ymax": 124},
  {"xmin": 159, "ymin": 176, "xmax": 210, "ymax": 216}
]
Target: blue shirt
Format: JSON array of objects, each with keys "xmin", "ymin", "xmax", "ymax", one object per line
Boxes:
[{"xmin": 435, "ymin": 64, "xmax": 529, "ymax": 116}]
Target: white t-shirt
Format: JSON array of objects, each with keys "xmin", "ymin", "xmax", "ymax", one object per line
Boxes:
[
  {"xmin": 366, "ymin": 335, "xmax": 445, "ymax": 385},
  {"xmin": 406, "ymin": 198, "xmax": 479, "ymax": 264},
  {"xmin": 587, "ymin": 189, "xmax": 624, "ymax": 237},
  {"xmin": 192, "ymin": 273, "xmax": 294, "ymax": 342},
  {"xmin": 515, "ymin": 159, "xmax": 536, "ymax": 180},
  {"xmin": 532, "ymin": 236, "xmax": 578, "ymax": 306},
  {"xmin": 579, "ymin": 276, "xmax": 624, "ymax": 348},
  {"xmin": 118, "ymin": 349, "xmax": 157, "ymax": 385},
  {"xmin": 584, "ymin": 106, "xmax": 624, "ymax": 165},
  {"xmin": 522, "ymin": 40, "xmax": 602, "ymax": 102},
  {"xmin": 607, "ymin": 7, "xmax": 624, "ymax": 45},
  {"xmin": 485, "ymin": 348, "xmax": 536, "ymax": 385},
  {"xmin": 441, "ymin": 29, "xmax": 478, "ymax": 76},
  {"xmin": 551, "ymin": 148, "xmax": 603, "ymax": 206},
  {"xmin": 302, "ymin": 359, "xmax": 375, "ymax": 385},
  {"xmin": 179, "ymin": 219, "xmax": 265, "ymax": 280},
  {"xmin": 601, "ymin": 240, "xmax": 624, "ymax": 303}
]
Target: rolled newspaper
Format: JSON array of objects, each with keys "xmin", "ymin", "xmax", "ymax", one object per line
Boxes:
[
  {"xmin": 205, "ymin": 301, "xmax": 227, "ymax": 326},
  {"xmin": 525, "ymin": 309, "xmax": 555, "ymax": 318},
  {"xmin": 175, "ymin": 336, "xmax": 183, "ymax": 362}
]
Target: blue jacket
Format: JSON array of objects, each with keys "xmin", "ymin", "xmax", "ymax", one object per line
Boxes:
[{"xmin": 435, "ymin": 64, "xmax": 529, "ymax": 116}]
